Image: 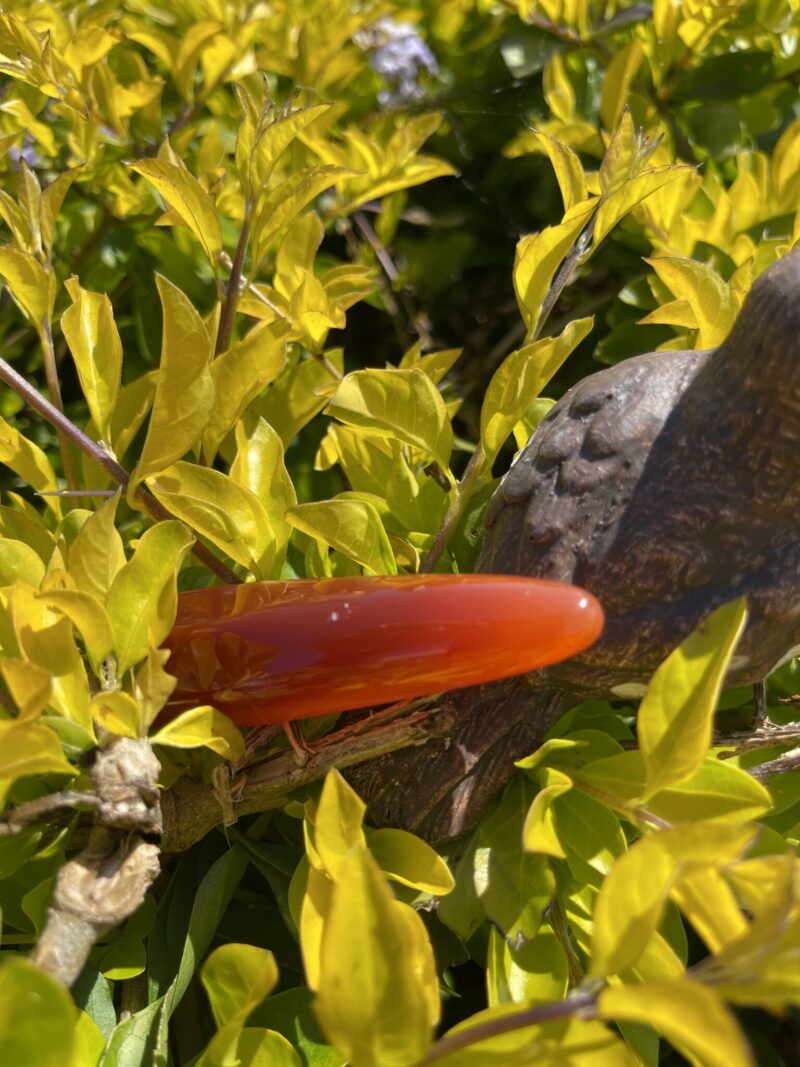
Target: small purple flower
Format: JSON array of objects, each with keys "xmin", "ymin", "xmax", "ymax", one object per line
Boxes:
[
  {"xmin": 356, "ymin": 17, "xmax": 438, "ymax": 106},
  {"xmin": 8, "ymin": 135, "xmax": 39, "ymax": 170}
]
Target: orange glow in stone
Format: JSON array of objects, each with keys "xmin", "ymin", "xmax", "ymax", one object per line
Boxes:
[{"xmin": 163, "ymin": 575, "xmax": 604, "ymax": 726}]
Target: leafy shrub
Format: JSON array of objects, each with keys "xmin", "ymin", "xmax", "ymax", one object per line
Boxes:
[{"xmin": 0, "ymin": 1, "xmax": 798, "ymax": 1064}]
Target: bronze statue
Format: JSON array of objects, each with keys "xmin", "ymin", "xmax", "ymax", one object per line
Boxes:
[{"xmin": 347, "ymin": 248, "xmax": 800, "ymax": 842}]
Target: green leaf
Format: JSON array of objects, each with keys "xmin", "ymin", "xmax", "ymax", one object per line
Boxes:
[
  {"xmin": 133, "ymin": 646, "xmax": 177, "ymax": 732},
  {"xmin": 638, "ymin": 599, "xmax": 747, "ymax": 800},
  {"xmin": 314, "ymin": 846, "xmax": 438, "ymax": 1067},
  {"xmin": 669, "ymin": 50, "xmax": 776, "ymax": 104},
  {"xmin": 150, "ymin": 705, "xmax": 244, "ymax": 760},
  {"xmin": 61, "ymin": 277, "xmax": 122, "ymax": 440},
  {"xmin": 475, "ymin": 776, "xmax": 556, "ymax": 944},
  {"xmin": 480, "ymin": 317, "xmax": 593, "ymax": 471},
  {"xmin": 647, "ymin": 758, "xmax": 772, "ymax": 824},
  {"xmin": 128, "ymin": 157, "xmax": 222, "ymax": 267},
  {"xmin": 98, "ymin": 929, "xmax": 147, "ymax": 981},
  {"xmin": 202, "ymin": 320, "xmax": 289, "ymax": 462},
  {"xmin": 147, "ymin": 461, "xmax": 274, "ymax": 577},
  {"xmin": 248, "ymin": 987, "xmax": 346, "ymax": 1067},
  {"xmin": 287, "ymin": 498, "xmax": 397, "ymax": 576},
  {"xmin": 129, "ymin": 275, "xmax": 215, "ymax": 495},
  {"xmin": 327, "ymin": 367, "xmax": 453, "ymax": 474},
  {"xmin": 106, "ymin": 521, "xmax": 194, "ymax": 675},
  {"xmin": 365, "ymin": 828, "xmax": 455, "ymax": 895},
  {"xmin": 248, "ymin": 103, "xmax": 334, "ymax": 193},
  {"xmin": 0, "ymin": 957, "xmax": 78, "ymax": 1067},
  {"xmin": 0, "ymin": 244, "xmax": 53, "ymax": 333},
  {"xmin": 600, "ymin": 979, "xmax": 754, "ymax": 1067}
]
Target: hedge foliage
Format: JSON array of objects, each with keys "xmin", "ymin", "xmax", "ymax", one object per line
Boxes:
[{"xmin": 0, "ymin": 0, "xmax": 798, "ymax": 1064}]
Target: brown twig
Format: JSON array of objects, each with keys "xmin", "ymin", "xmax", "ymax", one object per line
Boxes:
[
  {"xmin": 159, "ymin": 701, "xmax": 456, "ymax": 853},
  {"xmin": 420, "ymin": 444, "xmax": 483, "ymax": 573},
  {"xmin": 40, "ymin": 315, "xmax": 79, "ymax": 490},
  {"xmin": 0, "ymin": 355, "xmax": 239, "ymax": 584},
  {"xmin": 416, "ymin": 988, "xmax": 599, "ymax": 1065},
  {"xmin": 215, "ymin": 205, "xmax": 252, "ymax": 356}
]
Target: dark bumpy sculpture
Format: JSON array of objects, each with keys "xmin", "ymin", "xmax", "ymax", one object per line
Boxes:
[{"xmin": 347, "ymin": 248, "xmax": 800, "ymax": 843}]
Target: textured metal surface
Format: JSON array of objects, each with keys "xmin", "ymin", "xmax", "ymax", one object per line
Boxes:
[{"xmin": 347, "ymin": 250, "xmax": 800, "ymax": 842}]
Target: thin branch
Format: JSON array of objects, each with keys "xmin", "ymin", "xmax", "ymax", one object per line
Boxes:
[
  {"xmin": 420, "ymin": 444, "xmax": 482, "ymax": 573},
  {"xmin": 159, "ymin": 700, "xmax": 456, "ymax": 853},
  {"xmin": 0, "ymin": 356, "xmax": 239, "ymax": 584},
  {"xmin": 40, "ymin": 315, "xmax": 79, "ymax": 490},
  {"xmin": 0, "ymin": 790, "xmax": 98, "ymax": 835},
  {"xmin": 416, "ymin": 988, "xmax": 599, "ymax": 1065},
  {"xmin": 215, "ymin": 206, "xmax": 252, "ymax": 356}
]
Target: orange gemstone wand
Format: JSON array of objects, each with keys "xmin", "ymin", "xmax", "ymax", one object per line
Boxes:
[{"xmin": 163, "ymin": 575, "xmax": 603, "ymax": 726}]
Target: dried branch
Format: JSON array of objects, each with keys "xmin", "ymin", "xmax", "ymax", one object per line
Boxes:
[
  {"xmin": 30, "ymin": 739, "xmax": 162, "ymax": 988},
  {"xmin": 160, "ymin": 701, "xmax": 455, "ymax": 853}
]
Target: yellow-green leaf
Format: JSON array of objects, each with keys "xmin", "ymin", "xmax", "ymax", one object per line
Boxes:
[
  {"xmin": 534, "ymin": 132, "xmax": 587, "ymax": 212},
  {"xmin": 67, "ymin": 494, "xmax": 126, "ymax": 600},
  {"xmin": 106, "ymin": 521, "xmax": 194, "ymax": 675},
  {"xmin": 0, "ymin": 416, "xmax": 60, "ymax": 514},
  {"xmin": 128, "ymin": 157, "xmax": 222, "ymax": 266},
  {"xmin": 600, "ymin": 43, "xmax": 644, "ymax": 132},
  {"xmin": 10, "ymin": 582, "xmax": 92, "ymax": 732},
  {"xmin": 314, "ymin": 846, "xmax": 438, "ymax": 1067},
  {"xmin": 230, "ymin": 417, "xmax": 296, "ymax": 578},
  {"xmin": 513, "ymin": 206, "xmax": 593, "ymax": 334},
  {"xmin": 133, "ymin": 646, "xmax": 177, "ymax": 731},
  {"xmin": 150, "ymin": 704, "xmax": 244, "ymax": 760},
  {"xmin": 129, "ymin": 275, "xmax": 215, "ymax": 494},
  {"xmin": 91, "ymin": 690, "xmax": 141, "ymax": 739},
  {"xmin": 147, "ymin": 461, "xmax": 274, "ymax": 577},
  {"xmin": 594, "ymin": 166, "xmax": 694, "ymax": 246},
  {"xmin": 644, "ymin": 256, "xmax": 737, "ymax": 348},
  {"xmin": 61, "ymin": 277, "xmax": 122, "ymax": 440},
  {"xmin": 251, "ymin": 166, "xmax": 355, "ymax": 271},
  {"xmin": 600, "ymin": 980, "xmax": 754, "ymax": 1067},
  {"xmin": 37, "ymin": 587, "xmax": 114, "ymax": 675},
  {"xmin": 590, "ymin": 822, "xmax": 755, "ymax": 977},
  {"xmin": 480, "ymin": 317, "xmax": 593, "ymax": 471},
  {"xmin": 365, "ymin": 827, "xmax": 455, "ymax": 895},
  {"xmin": 306, "ymin": 769, "xmax": 367, "ymax": 879},
  {"xmin": 0, "ymin": 244, "xmax": 53, "ymax": 333},
  {"xmin": 327, "ymin": 367, "xmax": 453, "ymax": 474},
  {"xmin": 0, "ymin": 719, "xmax": 73, "ymax": 782},
  {"xmin": 0, "ymin": 657, "xmax": 51, "ymax": 719},
  {"xmin": 287, "ymin": 498, "xmax": 397, "ymax": 576},
  {"xmin": 638, "ymin": 599, "xmax": 747, "ymax": 800},
  {"xmin": 202, "ymin": 320, "xmax": 289, "ymax": 462},
  {"xmin": 0, "ymin": 537, "xmax": 45, "ymax": 587}
]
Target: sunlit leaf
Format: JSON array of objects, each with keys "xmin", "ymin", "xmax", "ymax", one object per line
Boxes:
[
  {"xmin": 128, "ymin": 156, "xmax": 222, "ymax": 266},
  {"xmin": 150, "ymin": 704, "xmax": 244, "ymax": 760},
  {"xmin": 129, "ymin": 275, "xmax": 215, "ymax": 495},
  {"xmin": 106, "ymin": 521, "xmax": 194, "ymax": 675},
  {"xmin": 287, "ymin": 498, "xmax": 397, "ymax": 576},
  {"xmin": 61, "ymin": 277, "xmax": 122, "ymax": 441},
  {"xmin": 638, "ymin": 599, "xmax": 747, "ymax": 799}
]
